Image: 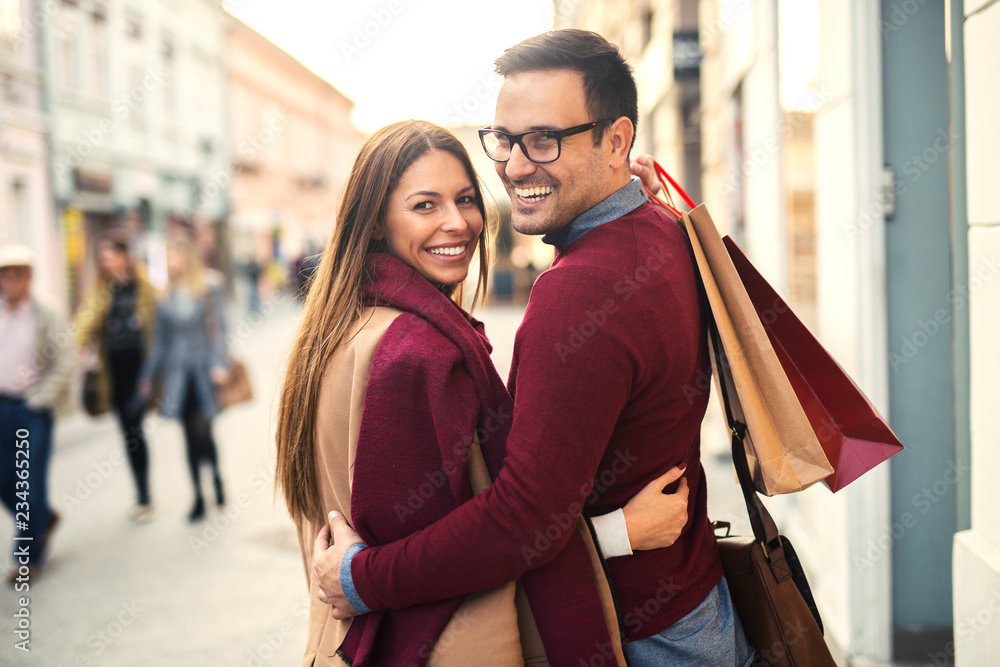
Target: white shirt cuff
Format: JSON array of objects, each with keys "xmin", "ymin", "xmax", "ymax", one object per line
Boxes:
[{"xmin": 590, "ymin": 508, "xmax": 633, "ymax": 558}]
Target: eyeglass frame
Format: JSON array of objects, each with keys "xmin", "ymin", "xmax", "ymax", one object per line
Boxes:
[{"xmin": 478, "ymin": 119, "xmax": 617, "ymax": 164}]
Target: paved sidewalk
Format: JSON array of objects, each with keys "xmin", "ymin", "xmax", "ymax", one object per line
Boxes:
[{"xmin": 1, "ymin": 293, "xmax": 309, "ymax": 666}]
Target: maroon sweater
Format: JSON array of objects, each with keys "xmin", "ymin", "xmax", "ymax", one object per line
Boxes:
[{"xmin": 353, "ymin": 203, "xmax": 723, "ymax": 641}]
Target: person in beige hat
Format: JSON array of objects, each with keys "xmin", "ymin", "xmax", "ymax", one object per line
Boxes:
[{"xmin": 0, "ymin": 244, "xmax": 75, "ymax": 583}]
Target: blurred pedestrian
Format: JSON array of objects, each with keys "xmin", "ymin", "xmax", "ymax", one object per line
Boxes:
[
  {"xmin": 244, "ymin": 257, "xmax": 262, "ymax": 314},
  {"xmin": 75, "ymin": 232, "xmax": 158, "ymax": 522},
  {"xmin": 138, "ymin": 238, "xmax": 229, "ymax": 522},
  {"xmin": 0, "ymin": 244, "xmax": 75, "ymax": 581}
]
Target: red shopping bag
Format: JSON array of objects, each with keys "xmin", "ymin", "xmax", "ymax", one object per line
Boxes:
[
  {"xmin": 643, "ymin": 159, "xmax": 903, "ymax": 493},
  {"xmin": 725, "ymin": 239, "xmax": 903, "ymax": 491}
]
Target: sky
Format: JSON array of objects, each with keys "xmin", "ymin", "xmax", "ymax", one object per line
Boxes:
[
  {"xmin": 226, "ymin": 0, "xmax": 556, "ymax": 132},
  {"xmin": 777, "ymin": 0, "xmax": 820, "ymax": 110}
]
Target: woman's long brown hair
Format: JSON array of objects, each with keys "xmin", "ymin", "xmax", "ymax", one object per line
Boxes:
[{"xmin": 276, "ymin": 120, "xmax": 493, "ymax": 522}]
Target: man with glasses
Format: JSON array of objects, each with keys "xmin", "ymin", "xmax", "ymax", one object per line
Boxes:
[{"xmin": 315, "ymin": 30, "xmax": 753, "ymax": 665}]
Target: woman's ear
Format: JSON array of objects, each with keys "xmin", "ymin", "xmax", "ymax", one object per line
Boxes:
[{"xmin": 372, "ymin": 227, "xmax": 385, "ymax": 241}]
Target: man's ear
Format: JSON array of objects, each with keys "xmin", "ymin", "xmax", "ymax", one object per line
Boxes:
[{"xmin": 607, "ymin": 117, "xmax": 635, "ymax": 170}]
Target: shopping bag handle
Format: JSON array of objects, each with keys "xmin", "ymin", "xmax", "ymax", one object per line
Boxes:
[
  {"xmin": 642, "ymin": 160, "xmax": 697, "ymax": 218},
  {"xmin": 705, "ymin": 310, "xmax": 782, "ymax": 550}
]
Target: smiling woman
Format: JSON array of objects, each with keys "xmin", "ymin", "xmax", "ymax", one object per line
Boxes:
[
  {"xmin": 276, "ymin": 120, "xmax": 517, "ymax": 665},
  {"xmin": 379, "ymin": 150, "xmax": 486, "ymax": 288}
]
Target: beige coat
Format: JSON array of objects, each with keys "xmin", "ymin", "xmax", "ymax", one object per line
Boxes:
[
  {"xmin": 19, "ymin": 297, "xmax": 76, "ymax": 417},
  {"xmin": 295, "ymin": 307, "xmax": 548, "ymax": 666}
]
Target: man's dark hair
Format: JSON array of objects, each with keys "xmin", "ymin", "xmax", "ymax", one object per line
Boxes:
[{"xmin": 494, "ymin": 29, "xmax": 638, "ymax": 153}]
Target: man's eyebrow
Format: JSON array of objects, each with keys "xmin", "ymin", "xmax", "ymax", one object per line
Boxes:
[
  {"xmin": 405, "ymin": 191, "xmax": 440, "ymax": 200},
  {"xmin": 489, "ymin": 124, "xmax": 556, "ymax": 133}
]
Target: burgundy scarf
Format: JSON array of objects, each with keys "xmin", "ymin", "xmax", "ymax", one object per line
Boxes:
[{"xmin": 338, "ymin": 253, "xmax": 616, "ymax": 666}]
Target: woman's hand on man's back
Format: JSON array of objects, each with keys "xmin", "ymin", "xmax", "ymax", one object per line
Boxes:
[{"xmin": 621, "ymin": 464, "xmax": 690, "ymax": 551}]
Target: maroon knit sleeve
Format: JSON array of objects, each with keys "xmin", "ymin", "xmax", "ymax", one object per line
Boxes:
[{"xmin": 352, "ymin": 266, "xmax": 638, "ymax": 612}]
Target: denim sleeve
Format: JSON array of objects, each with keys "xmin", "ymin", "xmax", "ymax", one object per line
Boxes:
[{"xmin": 340, "ymin": 542, "xmax": 371, "ymax": 615}]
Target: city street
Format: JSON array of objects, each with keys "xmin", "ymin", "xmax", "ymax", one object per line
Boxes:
[
  {"xmin": 0, "ymin": 295, "xmax": 773, "ymax": 666},
  {"xmin": 1, "ymin": 293, "xmax": 310, "ymax": 666}
]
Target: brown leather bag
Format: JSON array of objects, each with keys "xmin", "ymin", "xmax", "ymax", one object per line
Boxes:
[
  {"xmin": 215, "ymin": 358, "xmax": 253, "ymax": 411},
  {"xmin": 710, "ymin": 316, "xmax": 836, "ymax": 666}
]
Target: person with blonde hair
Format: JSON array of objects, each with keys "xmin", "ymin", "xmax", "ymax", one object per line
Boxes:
[
  {"xmin": 276, "ymin": 120, "xmax": 688, "ymax": 665},
  {"xmin": 138, "ymin": 238, "xmax": 229, "ymax": 522},
  {"xmin": 76, "ymin": 231, "xmax": 158, "ymax": 521}
]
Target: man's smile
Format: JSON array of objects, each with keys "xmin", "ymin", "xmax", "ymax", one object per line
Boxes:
[{"xmin": 514, "ymin": 185, "xmax": 555, "ymax": 206}]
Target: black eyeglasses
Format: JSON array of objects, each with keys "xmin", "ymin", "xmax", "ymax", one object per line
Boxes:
[{"xmin": 479, "ymin": 119, "xmax": 615, "ymax": 164}]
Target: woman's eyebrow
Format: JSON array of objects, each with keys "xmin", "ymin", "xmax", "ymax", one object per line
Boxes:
[{"xmin": 405, "ymin": 190, "xmax": 440, "ymax": 200}]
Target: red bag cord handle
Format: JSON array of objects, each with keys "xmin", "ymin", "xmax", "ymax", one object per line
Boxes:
[{"xmin": 642, "ymin": 160, "xmax": 697, "ymax": 218}]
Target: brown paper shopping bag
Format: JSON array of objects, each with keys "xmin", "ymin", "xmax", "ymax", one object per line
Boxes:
[{"xmin": 683, "ymin": 206, "xmax": 834, "ymax": 495}]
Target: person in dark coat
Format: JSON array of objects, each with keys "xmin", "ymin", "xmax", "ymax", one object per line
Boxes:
[
  {"xmin": 76, "ymin": 233, "xmax": 158, "ymax": 521},
  {"xmin": 138, "ymin": 238, "xmax": 229, "ymax": 522}
]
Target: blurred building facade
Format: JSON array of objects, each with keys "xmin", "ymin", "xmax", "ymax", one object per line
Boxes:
[
  {"xmin": 225, "ymin": 14, "xmax": 362, "ymax": 283},
  {"xmin": 563, "ymin": 0, "xmax": 996, "ymax": 663},
  {"xmin": 38, "ymin": 0, "xmax": 229, "ymax": 305},
  {"xmin": 558, "ymin": 0, "xmax": 703, "ymax": 205},
  {"xmin": 0, "ymin": 0, "xmax": 62, "ymax": 305},
  {"xmin": 953, "ymin": 1, "xmax": 1000, "ymax": 665}
]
